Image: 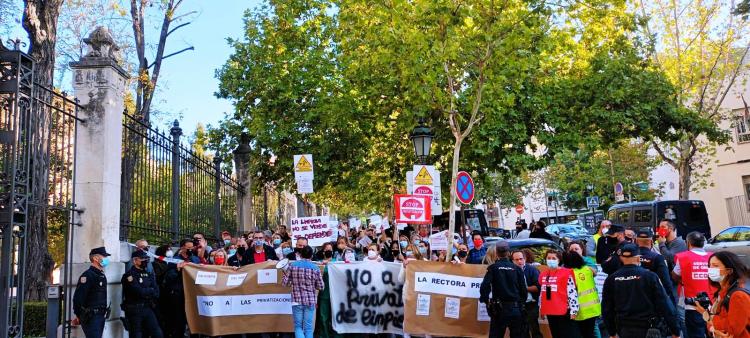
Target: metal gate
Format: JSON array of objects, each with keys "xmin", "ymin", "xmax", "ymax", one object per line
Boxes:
[{"xmin": 0, "ymin": 47, "xmax": 82, "ymax": 337}]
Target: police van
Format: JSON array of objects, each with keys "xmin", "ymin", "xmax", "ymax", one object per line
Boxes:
[{"xmin": 606, "ymin": 200, "xmax": 711, "ymax": 238}]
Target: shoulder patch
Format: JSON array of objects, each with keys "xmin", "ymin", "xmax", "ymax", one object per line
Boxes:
[
  {"xmin": 80, "ymin": 276, "xmax": 87, "ymax": 283},
  {"xmin": 127, "ymin": 276, "xmax": 133, "ymax": 282}
]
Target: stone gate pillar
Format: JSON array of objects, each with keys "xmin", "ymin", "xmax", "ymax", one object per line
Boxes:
[
  {"xmin": 67, "ymin": 26, "xmax": 129, "ymax": 338},
  {"xmin": 233, "ymin": 133, "xmax": 254, "ymax": 234}
]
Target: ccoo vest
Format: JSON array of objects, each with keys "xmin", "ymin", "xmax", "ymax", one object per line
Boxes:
[
  {"xmin": 539, "ymin": 268, "xmax": 572, "ymax": 316},
  {"xmin": 675, "ymin": 250, "xmax": 710, "ymax": 299},
  {"xmin": 572, "ymin": 267, "xmax": 601, "ymax": 320}
]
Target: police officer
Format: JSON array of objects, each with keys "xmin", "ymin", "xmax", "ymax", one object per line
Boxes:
[
  {"xmin": 602, "ymin": 243, "xmax": 680, "ymax": 338},
  {"xmin": 121, "ymin": 250, "xmax": 163, "ymax": 338},
  {"xmin": 479, "ymin": 240, "xmax": 528, "ymax": 338},
  {"xmin": 635, "ymin": 229, "xmax": 676, "ymax": 304},
  {"xmin": 73, "ymin": 247, "xmax": 111, "ymax": 338}
]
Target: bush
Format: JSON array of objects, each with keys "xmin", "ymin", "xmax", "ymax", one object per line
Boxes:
[{"xmin": 11, "ymin": 301, "xmax": 49, "ymax": 337}]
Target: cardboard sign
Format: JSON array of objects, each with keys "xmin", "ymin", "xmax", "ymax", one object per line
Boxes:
[
  {"xmin": 394, "ymin": 195, "xmax": 432, "ymax": 224},
  {"xmin": 182, "ymin": 263, "xmax": 294, "ymax": 335},
  {"xmin": 290, "ymin": 216, "xmax": 332, "ymax": 247},
  {"xmin": 328, "ymin": 261, "xmax": 404, "ymax": 334},
  {"xmin": 428, "ymin": 231, "xmax": 449, "ymax": 251},
  {"xmin": 403, "ymin": 261, "xmax": 489, "ymax": 338},
  {"xmin": 294, "ymin": 154, "xmax": 314, "ymax": 193}
]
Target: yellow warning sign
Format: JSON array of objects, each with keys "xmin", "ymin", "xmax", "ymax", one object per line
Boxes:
[
  {"xmin": 295, "ymin": 156, "xmax": 313, "ymax": 172},
  {"xmin": 414, "ymin": 166, "xmax": 433, "ymax": 185}
]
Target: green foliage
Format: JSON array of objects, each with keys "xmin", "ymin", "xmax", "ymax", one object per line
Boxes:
[{"xmin": 14, "ymin": 301, "xmax": 49, "ymax": 337}]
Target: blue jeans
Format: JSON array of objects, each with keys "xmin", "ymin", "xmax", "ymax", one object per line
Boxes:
[
  {"xmin": 684, "ymin": 309, "xmax": 707, "ymax": 338},
  {"xmin": 677, "ymin": 305, "xmax": 687, "ymax": 337},
  {"xmin": 292, "ymin": 305, "xmax": 315, "ymax": 338}
]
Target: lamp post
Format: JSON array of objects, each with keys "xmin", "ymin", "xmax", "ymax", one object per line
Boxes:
[{"xmin": 409, "ymin": 119, "xmax": 433, "ymax": 165}]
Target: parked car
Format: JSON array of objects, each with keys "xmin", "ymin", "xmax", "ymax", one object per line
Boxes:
[
  {"xmin": 546, "ymin": 223, "xmax": 593, "ymax": 247},
  {"xmin": 704, "ymin": 226, "xmax": 750, "ymax": 267},
  {"xmin": 485, "ymin": 238, "xmax": 563, "ymax": 264},
  {"xmin": 607, "ymin": 200, "xmax": 711, "ymax": 239}
]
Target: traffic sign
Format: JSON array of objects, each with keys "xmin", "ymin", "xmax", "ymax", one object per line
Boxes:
[
  {"xmin": 293, "ymin": 154, "xmax": 314, "ymax": 193},
  {"xmin": 614, "ymin": 182, "xmax": 624, "ymax": 202},
  {"xmin": 455, "ymin": 171, "xmax": 474, "ymax": 205},
  {"xmin": 586, "ymin": 196, "xmax": 600, "ymax": 209},
  {"xmin": 515, "ymin": 204, "xmax": 524, "ymax": 214}
]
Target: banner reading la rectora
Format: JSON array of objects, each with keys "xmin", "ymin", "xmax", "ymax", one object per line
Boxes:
[
  {"xmin": 182, "ymin": 262, "xmax": 294, "ymax": 335},
  {"xmin": 404, "ymin": 260, "xmax": 490, "ymax": 338},
  {"xmin": 328, "ymin": 261, "xmax": 404, "ymax": 334}
]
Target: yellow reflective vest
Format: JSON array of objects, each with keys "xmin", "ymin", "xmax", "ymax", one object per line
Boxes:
[{"xmin": 573, "ymin": 267, "xmax": 601, "ymax": 321}]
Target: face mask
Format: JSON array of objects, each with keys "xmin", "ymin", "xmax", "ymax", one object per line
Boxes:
[
  {"xmin": 413, "ymin": 240, "xmax": 421, "ymax": 246},
  {"xmin": 457, "ymin": 251, "xmax": 468, "ymax": 259},
  {"xmin": 237, "ymin": 247, "xmax": 246, "ymax": 255},
  {"xmin": 214, "ymin": 257, "xmax": 225, "ymax": 265},
  {"xmin": 254, "ymin": 240, "xmax": 264, "ymax": 247},
  {"xmin": 473, "ymin": 239, "xmax": 483, "ymax": 248},
  {"xmin": 224, "ymin": 239, "xmax": 231, "ymax": 246},
  {"xmin": 418, "ymin": 247, "xmax": 427, "ymax": 255},
  {"xmin": 368, "ymin": 250, "xmax": 378, "ymax": 259},
  {"xmin": 273, "ymin": 239, "xmax": 282, "ymax": 246},
  {"xmin": 657, "ymin": 228, "xmax": 669, "ymax": 238},
  {"xmin": 324, "ymin": 250, "xmax": 333, "ymax": 258},
  {"xmin": 624, "ymin": 236, "xmax": 633, "ymax": 243},
  {"xmin": 546, "ymin": 259, "xmax": 559, "ymax": 269},
  {"xmin": 165, "ymin": 250, "xmax": 174, "ymax": 258},
  {"xmin": 345, "ymin": 252, "xmax": 355, "ymax": 262},
  {"xmin": 708, "ymin": 268, "xmax": 724, "ymax": 282},
  {"xmin": 101, "ymin": 257, "xmax": 110, "ymax": 268},
  {"xmin": 601, "ymin": 228, "xmax": 609, "ymax": 235},
  {"xmin": 405, "ymin": 251, "xmax": 413, "ymax": 257},
  {"xmin": 400, "ymin": 240, "xmax": 408, "ymax": 248},
  {"xmin": 228, "ymin": 249, "xmax": 237, "ymax": 256},
  {"xmin": 282, "ymin": 247, "xmax": 293, "ymax": 256}
]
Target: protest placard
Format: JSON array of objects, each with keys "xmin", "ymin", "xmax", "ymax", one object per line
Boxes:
[
  {"xmin": 328, "ymin": 261, "xmax": 404, "ymax": 334},
  {"xmin": 403, "ymin": 260, "xmax": 489, "ymax": 337},
  {"xmin": 428, "ymin": 231, "xmax": 449, "ymax": 251},
  {"xmin": 290, "ymin": 216, "xmax": 332, "ymax": 247},
  {"xmin": 182, "ymin": 262, "xmax": 294, "ymax": 335}
]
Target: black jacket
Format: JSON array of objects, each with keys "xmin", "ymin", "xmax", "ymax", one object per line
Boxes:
[
  {"xmin": 600, "ymin": 246, "xmax": 677, "ymax": 304},
  {"xmin": 121, "ymin": 265, "xmax": 159, "ymax": 306},
  {"xmin": 244, "ymin": 244, "xmax": 279, "ymax": 264},
  {"xmin": 72, "ymin": 266, "xmax": 108, "ymax": 316},
  {"xmin": 602, "ymin": 264, "xmax": 679, "ymax": 335},
  {"xmin": 596, "ymin": 236, "xmax": 621, "ymax": 264},
  {"xmin": 479, "ymin": 257, "xmax": 528, "ymax": 304}
]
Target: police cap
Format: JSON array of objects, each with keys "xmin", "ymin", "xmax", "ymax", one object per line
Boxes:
[
  {"xmin": 609, "ymin": 224, "xmax": 625, "ymax": 233},
  {"xmin": 131, "ymin": 250, "xmax": 149, "ymax": 259},
  {"xmin": 637, "ymin": 229, "xmax": 653, "ymax": 239},
  {"xmin": 89, "ymin": 247, "xmax": 111, "ymax": 257},
  {"xmin": 617, "ymin": 243, "xmax": 640, "ymax": 257}
]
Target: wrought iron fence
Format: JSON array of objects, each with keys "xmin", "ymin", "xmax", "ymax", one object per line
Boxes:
[{"xmin": 120, "ymin": 112, "xmax": 245, "ymax": 245}]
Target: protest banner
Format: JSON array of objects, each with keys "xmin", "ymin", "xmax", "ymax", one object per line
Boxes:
[
  {"xmin": 290, "ymin": 216, "xmax": 332, "ymax": 246},
  {"xmin": 328, "ymin": 261, "xmax": 404, "ymax": 334},
  {"xmin": 182, "ymin": 262, "xmax": 294, "ymax": 335},
  {"xmin": 403, "ymin": 260, "xmax": 489, "ymax": 337}
]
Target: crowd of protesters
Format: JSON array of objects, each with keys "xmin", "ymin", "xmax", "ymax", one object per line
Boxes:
[{"xmin": 75, "ymin": 218, "xmax": 749, "ymax": 338}]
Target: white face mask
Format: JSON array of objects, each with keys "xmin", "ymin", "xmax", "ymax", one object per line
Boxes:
[
  {"xmin": 602, "ymin": 228, "xmax": 609, "ymax": 235},
  {"xmin": 367, "ymin": 250, "xmax": 378, "ymax": 259},
  {"xmin": 165, "ymin": 250, "xmax": 174, "ymax": 258},
  {"xmin": 344, "ymin": 252, "xmax": 355, "ymax": 262},
  {"xmin": 707, "ymin": 268, "xmax": 724, "ymax": 282}
]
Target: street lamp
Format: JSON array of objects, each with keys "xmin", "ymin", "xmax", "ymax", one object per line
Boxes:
[{"xmin": 409, "ymin": 119, "xmax": 433, "ymax": 165}]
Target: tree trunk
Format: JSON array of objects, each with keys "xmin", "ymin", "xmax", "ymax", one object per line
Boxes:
[
  {"xmin": 678, "ymin": 157, "xmax": 692, "ymax": 200},
  {"xmin": 22, "ymin": 0, "xmax": 64, "ymax": 302},
  {"xmin": 445, "ymin": 137, "xmax": 462, "ymax": 262}
]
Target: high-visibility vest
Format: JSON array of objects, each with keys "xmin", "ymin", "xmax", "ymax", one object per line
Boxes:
[
  {"xmin": 675, "ymin": 250, "xmax": 710, "ymax": 298},
  {"xmin": 572, "ymin": 267, "xmax": 601, "ymax": 320},
  {"xmin": 539, "ymin": 268, "xmax": 572, "ymax": 316}
]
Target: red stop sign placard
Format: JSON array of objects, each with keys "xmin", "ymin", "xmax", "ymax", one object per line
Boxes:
[{"xmin": 394, "ymin": 194, "xmax": 431, "ymax": 224}]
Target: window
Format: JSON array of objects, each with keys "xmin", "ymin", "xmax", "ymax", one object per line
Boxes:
[
  {"xmin": 737, "ymin": 227, "xmax": 750, "ymax": 242},
  {"xmin": 607, "ymin": 210, "xmax": 616, "ymax": 221},
  {"xmin": 617, "ymin": 210, "xmax": 630, "ymax": 224},
  {"xmin": 634, "ymin": 209, "xmax": 652, "ymax": 223},
  {"xmin": 713, "ymin": 228, "xmax": 739, "ymax": 243},
  {"xmin": 735, "ymin": 110, "xmax": 750, "ymax": 143},
  {"xmin": 744, "ymin": 176, "xmax": 750, "ymax": 211}
]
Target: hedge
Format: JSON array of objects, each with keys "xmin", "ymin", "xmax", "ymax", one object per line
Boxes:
[{"xmin": 9, "ymin": 301, "xmax": 50, "ymax": 337}]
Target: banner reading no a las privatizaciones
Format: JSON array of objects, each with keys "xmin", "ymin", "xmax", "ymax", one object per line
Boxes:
[
  {"xmin": 328, "ymin": 261, "xmax": 405, "ymax": 335},
  {"xmin": 182, "ymin": 262, "xmax": 294, "ymax": 335},
  {"xmin": 404, "ymin": 260, "xmax": 490, "ymax": 338}
]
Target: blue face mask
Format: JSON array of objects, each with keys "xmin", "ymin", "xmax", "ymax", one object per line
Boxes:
[
  {"xmin": 229, "ymin": 249, "xmax": 237, "ymax": 256},
  {"xmin": 399, "ymin": 240, "xmax": 408, "ymax": 248},
  {"xmin": 101, "ymin": 257, "xmax": 110, "ymax": 268},
  {"xmin": 405, "ymin": 251, "xmax": 413, "ymax": 257},
  {"xmin": 418, "ymin": 247, "xmax": 427, "ymax": 255},
  {"xmin": 282, "ymin": 247, "xmax": 293, "ymax": 256},
  {"xmin": 224, "ymin": 239, "xmax": 231, "ymax": 246},
  {"xmin": 413, "ymin": 240, "xmax": 420, "ymax": 246},
  {"xmin": 273, "ymin": 239, "xmax": 282, "ymax": 246},
  {"xmin": 546, "ymin": 259, "xmax": 559, "ymax": 269}
]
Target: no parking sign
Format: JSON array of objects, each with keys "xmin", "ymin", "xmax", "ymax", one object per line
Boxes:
[{"xmin": 455, "ymin": 171, "xmax": 474, "ymax": 205}]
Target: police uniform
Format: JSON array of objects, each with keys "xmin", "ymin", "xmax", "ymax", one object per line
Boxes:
[
  {"xmin": 121, "ymin": 250, "xmax": 163, "ymax": 338},
  {"xmin": 601, "ymin": 243, "xmax": 679, "ymax": 338},
  {"xmin": 635, "ymin": 230, "xmax": 677, "ymax": 304},
  {"xmin": 73, "ymin": 247, "xmax": 110, "ymax": 338},
  {"xmin": 479, "ymin": 241, "xmax": 528, "ymax": 338}
]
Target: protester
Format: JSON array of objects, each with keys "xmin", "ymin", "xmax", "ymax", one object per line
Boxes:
[
  {"xmin": 673, "ymin": 231, "xmax": 711, "ymax": 338},
  {"xmin": 416, "ymin": 240, "xmax": 429, "ymax": 259},
  {"xmin": 454, "ymin": 244, "xmax": 469, "ymax": 264},
  {"xmin": 287, "ymin": 237, "xmax": 309, "ymax": 260},
  {"xmin": 512, "ymin": 250, "xmax": 542, "ymax": 338},
  {"xmin": 694, "ymin": 251, "xmax": 750, "ymax": 338},
  {"xmin": 564, "ymin": 250, "xmax": 601, "ymax": 338},
  {"xmin": 333, "ymin": 237, "xmax": 350, "ymax": 261},
  {"xmin": 364, "ymin": 243, "xmax": 384, "ymax": 262},
  {"xmin": 277, "ymin": 225, "xmax": 291, "ymax": 242},
  {"xmin": 587, "ymin": 220, "xmax": 610, "ymax": 258},
  {"xmin": 192, "ymin": 231, "xmax": 213, "ymax": 254},
  {"xmin": 403, "ymin": 243, "xmax": 425, "ymax": 261},
  {"xmin": 658, "ymin": 220, "xmax": 688, "ymax": 268},
  {"xmin": 164, "ymin": 239, "xmax": 195, "ymax": 337},
  {"xmin": 72, "ymin": 247, "xmax": 110, "ymax": 338},
  {"xmin": 479, "ymin": 241, "xmax": 527, "ymax": 338},
  {"xmin": 602, "ymin": 243, "xmax": 680, "ymax": 338},
  {"xmin": 387, "ymin": 241, "xmax": 401, "ymax": 262},
  {"xmin": 515, "ymin": 221, "xmax": 531, "ymax": 239},
  {"xmin": 467, "ymin": 233, "xmax": 487, "ymax": 264},
  {"xmin": 152, "ymin": 245, "xmax": 174, "ymax": 336},
  {"xmin": 220, "ymin": 230, "xmax": 232, "ymax": 248},
  {"xmin": 539, "ymin": 250, "xmax": 579, "ymax": 338},
  {"xmin": 228, "ymin": 238, "xmax": 248, "ymax": 267},
  {"xmin": 530, "ymin": 221, "xmax": 553, "ymax": 241},
  {"xmin": 121, "ymin": 250, "xmax": 163, "ymax": 338},
  {"xmin": 568, "ymin": 241, "xmax": 597, "ymax": 270},
  {"xmin": 213, "ymin": 249, "xmax": 228, "ymax": 266},
  {"xmin": 482, "ymin": 243, "xmax": 499, "ymax": 265},
  {"xmin": 247, "ymin": 231, "xmax": 279, "ymax": 264},
  {"xmin": 282, "ymin": 245, "xmax": 324, "ymax": 338}
]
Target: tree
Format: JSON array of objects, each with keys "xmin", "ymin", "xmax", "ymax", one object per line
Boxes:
[{"xmin": 636, "ymin": 0, "xmax": 745, "ymax": 199}]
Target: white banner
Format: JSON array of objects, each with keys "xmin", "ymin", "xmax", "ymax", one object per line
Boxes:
[
  {"xmin": 413, "ymin": 272, "xmax": 483, "ymax": 299},
  {"xmin": 196, "ymin": 294, "xmax": 293, "ymax": 316},
  {"xmin": 290, "ymin": 216, "xmax": 332, "ymax": 247},
  {"xmin": 328, "ymin": 261, "xmax": 404, "ymax": 334},
  {"xmin": 428, "ymin": 231, "xmax": 449, "ymax": 251}
]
